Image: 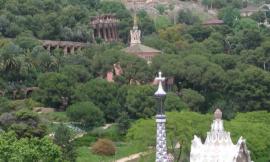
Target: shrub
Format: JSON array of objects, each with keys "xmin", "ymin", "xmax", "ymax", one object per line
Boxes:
[
  {"xmin": 66, "ymin": 101, "xmax": 104, "ymax": 129},
  {"xmin": 54, "ymin": 124, "xmax": 77, "ymax": 162},
  {"xmin": 91, "ymin": 139, "xmax": 116, "ymax": 156},
  {"xmin": 90, "ymin": 125, "xmax": 121, "ymax": 141},
  {"xmin": 180, "ymin": 89, "xmax": 205, "ymax": 112},
  {"xmin": 73, "ymin": 134, "xmax": 97, "ymax": 147}
]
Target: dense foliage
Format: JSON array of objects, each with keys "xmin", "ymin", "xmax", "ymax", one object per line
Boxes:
[
  {"xmin": 0, "ymin": 0, "xmax": 270, "ymax": 161},
  {"xmin": 66, "ymin": 101, "xmax": 105, "ymax": 128},
  {"xmin": 0, "ymin": 131, "xmax": 62, "ymax": 161}
]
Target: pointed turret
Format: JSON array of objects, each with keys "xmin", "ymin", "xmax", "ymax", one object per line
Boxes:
[
  {"xmin": 190, "ymin": 108, "xmax": 253, "ymax": 162},
  {"xmin": 130, "ymin": 14, "xmax": 141, "ymax": 46},
  {"xmin": 133, "ymin": 14, "xmax": 138, "ymax": 30}
]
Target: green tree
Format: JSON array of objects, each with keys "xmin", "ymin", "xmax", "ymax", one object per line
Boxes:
[
  {"xmin": 116, "ymin": 112, "xmax": 131, "ymax": 135},
  {"xmin": 233, "ymin": 18, "xmax": 259, "ymax": 32},
  {"xmin": 177, "ymin": 9, "xmax": 200, "ymax": 25},
  {"xmin": 218, "ymin": 7, "xmax": 240, "ymax": 26},
  {"xmin": 34, "ymin": 72, "xmax": 73, "ymax": 108},
  {"xmin": 227, "ymin": 65, "xmax": 270, "ymax": 111},
  {"xmin": 66, "ymin": 101, "xmax": 104, "ymax": 129},
  {"xmin": 137, "ymin": 10, "xmax": 156, "ymax": 35},
  {"xmin": 239, "ymin": 29, "xmax": 262, "ymax": 50},
  {"xmin": 74, "ymin": 79, "xmax": 120, "ymax": 122},
  {"xmin": 0, "ymin": 109, "xmax": 47, "ymax": 138},
  {"xmin": 180, "ymin": 89, "xmax": 205, "ymax": 112},
  {"xmin": 155, "ymin": 4, "xmax": 166, "ymax": 15},
  {"xmin": 154, "ymin": 16, "xmax": 172, "ymax": 30},
  {"xmin": 187, "ymin": 25, "xmax": 212, "ymax": 42},
  {"xmin": 203, "ymin": 32, "xmax": 225, "ymax": 54},
  {"xmin": 125, "ymin": 85, "xmax": 155, "ymax": 119},
  {"xmin": 164, "ymin": 92, "xmax": 188, "ymax": 112},
  {"xmin": 0, "ymin": 131, "xmax": 62, "ymax": 161},
  {"xmin": 0, "ymin": 43, "xmax": 22, "ymax": 81},
  {"xmin": 60, "ymin": 65, "xmax": 91, "ymax": 83},
  {"xmin": 54, "ymin": 124, "xmax": 77, "ymax": 162},
  {"xmin": 210, "ymin": 54, "xmax": 237, "ymax": 70}
]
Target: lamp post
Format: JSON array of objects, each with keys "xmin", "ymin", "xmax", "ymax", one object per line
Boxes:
[{"xmin": 155, "ymin": 71, "xmax": 168, "ymax": 162}]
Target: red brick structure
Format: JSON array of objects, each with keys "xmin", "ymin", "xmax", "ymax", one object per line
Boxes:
[{"xmin": 106, "ymin": 63, "xmax": 123, "ymax": 82}]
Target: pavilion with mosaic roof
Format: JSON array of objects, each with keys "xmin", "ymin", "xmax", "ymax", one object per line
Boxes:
[{"xmin": 190, "ymin": 109, "xmax": 253, "ymax": 162}]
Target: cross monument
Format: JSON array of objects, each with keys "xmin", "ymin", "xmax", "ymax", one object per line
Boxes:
[{"xmin": 155, "ymin": 71, "xmax": 168, "ymax": 162}]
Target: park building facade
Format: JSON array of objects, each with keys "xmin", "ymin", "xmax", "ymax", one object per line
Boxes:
[{"xmin": 190, "ymin": 109, "xmax": 253, "ymax": 162}]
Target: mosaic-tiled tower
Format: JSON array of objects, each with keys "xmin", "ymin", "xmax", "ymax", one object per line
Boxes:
[{"xmin": 154, "ymin": 72, "xmax": 168, "ymax": 162}]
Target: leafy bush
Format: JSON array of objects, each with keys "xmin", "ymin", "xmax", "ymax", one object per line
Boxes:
[
  {"xmin": 0, "ymin": 109, "xmax": 47, "ymax": 138},
  {"xmin": 73, "ymin": 134, "xmax": 97, "ymax": 147},
  {"xmin": 90, "ymin": 124, "xmax": 122, "ymax": 141},
  {"xmin": 0, "ymin": 131, "xmax": 62, "ymax": 161},
  {"xmin": 178, "ymin": 9, "xmax": 200, "ymax": 25},
  {"xmin": 165, "ymin": 92, "xmax": 188, "ymax": 112},
  {"xmin": 0, "ymin": 97, "xmax": 11, "ymax": 114},
  {"xmin": 41, "ymin": 112, "xmax": 69, "ymax": 122},
  {"xmin": 66, "ymin": 101, "xmax": 105, "ymax": 129},
  {"xmin": 180, "ymin": 89, "xmax": 205, "ymax": 112},
  {"xmin": 91, "ymin": 138, "xmax": 116, "ymax": 156},
  {"xmin": 54, "ymin": 124, "xmax": 77, "ymax": 162}
]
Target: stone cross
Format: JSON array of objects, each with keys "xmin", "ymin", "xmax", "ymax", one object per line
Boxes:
[
  {"xmin": 155, "ymin": 71, "xmax": 168, "ymax": 162},
  {"xmin": 155, "ymin": 72, "xmax": 166, "ymax": 96},
  {"xmin": 156, "ymin": 72, "xmax": 165, "ymax": 83}
]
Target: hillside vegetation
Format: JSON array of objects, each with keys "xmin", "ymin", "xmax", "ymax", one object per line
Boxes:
[{"xmin": 0, "ymin": 0, "xmax": 270, "ymax": 161}]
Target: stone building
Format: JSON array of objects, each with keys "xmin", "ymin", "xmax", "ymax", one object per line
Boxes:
[
  {"xmin": 42, "ymin": 40, "xmax": 87, "ymax": 55},
  {"xmin": 203, "ymin": 19, "xmax": 224, "ymax": 26},
  {"xmin": 190, "ymin": 109, "xmax": 253, "ymax": 162},
  {"xmin": 240, "ymin": 6, "xmax": 259, "ymax": 17},
  {"xmin": 90, "ymin": 14, "xmax": 119, "ymax": 42},
  {"xmin": 123, "ymin": 16, "xmax": 160, "ymax": 63},
  {"xmin": 240, "ymin": 4, "xmax": 270, "ymax": 17}
]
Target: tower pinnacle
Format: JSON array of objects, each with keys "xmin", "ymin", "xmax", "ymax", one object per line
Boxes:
[
  {"xmin": 154, "ymin": 71, "xmax": 168, "ymax": 162},
  {"xmin": 130, "ymin": 14, "xmax": 141, "ymax": 46},
  {"xmin": 155, "ymin": 72, "xmax": 166, "ymax": 96},
  {"xmin": 214, "ymin": 108, "xmax": 222, "ymax": 120},
  {"xmin": 133, "ymin": 14, "xmax": 138, "ymax": 30}
]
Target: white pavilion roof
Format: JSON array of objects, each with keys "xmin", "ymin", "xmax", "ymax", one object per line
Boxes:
[{"xmin": 190, "ymin": 109, "xmax": 252, "ymax": 162}]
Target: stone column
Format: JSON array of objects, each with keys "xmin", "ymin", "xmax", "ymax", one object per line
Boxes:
[
  {"xmin": 70, "ymin": 46, "xmax": 75, "ymax": 54},
  {"xmin": 114, "ymin": 27, "xmax": 118, "ymax": 40},
  {"xmin": 63, "ymin": 46, "xmax": 68, "ymax": 55},
  {"xmin": 103, "ymin": 27, "xmax": 107, "ymax": 41},
  {"xmin": 111, "ymin": 26, "xmax": 116, "ymax": 41},
  {"xmin": 111, "ymin": 27, "xmax": 115, "ymax": 41},
  {"xmin": 107, "ymin": 27, "xmax": 111, "ymax": 41},
  {"xmin": 46, "ymin": 45, "xmax": 51, "ymax": 51},
  {"xmin": 98, "ymin": 27, "xmax": 101, "ymax": 38},
  {"xmin": 156, "ymin": 115, "xmax": 168, "ymax": 162}
]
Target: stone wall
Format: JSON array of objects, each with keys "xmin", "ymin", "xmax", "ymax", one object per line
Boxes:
[{"xmin": 42, "ymin": 40, "xmax": 87, "ymax": 54}]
